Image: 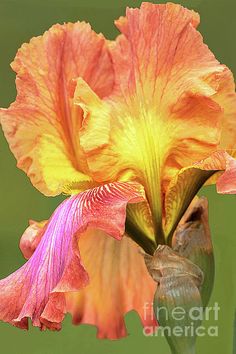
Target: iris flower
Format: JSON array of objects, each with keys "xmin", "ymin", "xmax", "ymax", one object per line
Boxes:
[{"xmin": 0, "ymin": 2, "xmax": 236, "ymax": 340}]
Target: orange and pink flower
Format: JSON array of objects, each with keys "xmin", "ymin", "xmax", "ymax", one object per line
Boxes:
[{"xmin": 0, "ymin": 2, "xmax": 236, "ymax": 339}]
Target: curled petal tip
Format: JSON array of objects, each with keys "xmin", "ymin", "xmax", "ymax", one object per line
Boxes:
[{"xmin": 19, "ymin": 220, "xmax": 47, "ymax": 259}]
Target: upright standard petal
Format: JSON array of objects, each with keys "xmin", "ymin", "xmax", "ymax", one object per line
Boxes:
[
  {"xmin": 0, "ymin": 22, "xmax": 114, "ymax": 196},
  {"xmin": 0, "ymin": 182, "xmax": 144, "ymax": 330},
  {"xmin": 78, "ymin": 3, "xmax": 236, "ymax": 240},
  {"xmin": 215, "ymin": 70, "xmax": 236, "ymax": 150},
  {"xmin": 67, "ymin": 230, "xmax": 157, "ymax": 339}
]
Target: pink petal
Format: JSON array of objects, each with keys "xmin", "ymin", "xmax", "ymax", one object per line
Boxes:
[
  {"xmin": 196, "ymin": 151, "xmax": 236, "ymax": 194},
  {"xmin": 0, "ymin": 182, "xmax": 145, "ymax": 330}
]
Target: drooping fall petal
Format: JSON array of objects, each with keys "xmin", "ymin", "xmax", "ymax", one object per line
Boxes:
[
  {"xmin": 0, "ymin": 22, "xmax": 114, "ymax": 196},
  {"xmin": 18, "ymin": 218, "xmax": 156, "ymax": 339},
  {"xmin": 66, "ymin": 230, "xmax": 157, "ymax": 339},
  {"xmin": 77, "ymin": 3, "xmax": 236, "ymax": 240},
  {"xmin": 18, "ymin": 220, "xmax": 157, "ymax": 339},
  {"xmin": 164, "ymin": 151, "xmax": 236, "ymax": 238},
  {"xmin": 0, "ymin": 182, "xmax": 144, "ymax": 330}
]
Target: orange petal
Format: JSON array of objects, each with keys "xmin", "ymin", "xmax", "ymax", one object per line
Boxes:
[
  {"xmin": 78, "ymin": 3, "xmax": 236, "ymax": 241},
  {"xmin": 164, "ymin": 150, "xmax": 236, "ymax": 238},
  {"xmin": 215, "ymin": 69, "xmax": 236, "ymax": 150},
  {"xmin": 19, "ymin": 220, "xmax": 47, "ymax": 259},
  {"xmin": 66, "ymin": 230, "xmax": 157, "ymax": 339},
  {"xmin": 0, "ymin": 182, "xmax": 144, "ymax": 330},
  {"xmin": 0, "ymin": 22, "xmax": 114, "ymax": 196}
]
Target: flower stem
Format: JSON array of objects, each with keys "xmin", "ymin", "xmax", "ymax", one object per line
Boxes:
[{"xmin": 171, "ymin": 347, "xmax": 195, "ymax": 354}]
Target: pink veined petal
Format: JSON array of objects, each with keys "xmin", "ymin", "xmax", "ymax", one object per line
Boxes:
[
  {"xmin": 216, "ymin": 156, "xmax": 236, "ymax": 193},
  {"xmin": 18, "ymin": 223, "xmax": 157, "ymax": 339},
  {"xmin": 0, "ymin": 182, "xmax": 145, "ymax": 330}
]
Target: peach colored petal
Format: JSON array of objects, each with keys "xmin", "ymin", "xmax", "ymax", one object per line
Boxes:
[
  {"xmin": 0, "ymin": 22, "xmax": 114, "ymax": 196},
  {"xmin": 66, "ymin": 230, "xmax": 157, "ymax": 339},
  {"xmin": 20, "ymin": 220, "xmax": 47, "ymax": 259},
  {"xmin": 215, "ymin": 69, "xmax": 236, "ymax": 150},
  {"xmin": 164, "ymin": 151, "xmax": 236, "ymax": 238},
  {"xmin": 0, "ymin": 182, "xmax": 144, "ymax": 330},
  {"xmin": 78, "ymin": 3, "xmax": 236, "ymax": 241}
]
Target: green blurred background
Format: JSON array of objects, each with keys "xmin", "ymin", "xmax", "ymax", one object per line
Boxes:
[{"xmin": 0, "ymin": 0, "xmax": 236, "ymax": 353}]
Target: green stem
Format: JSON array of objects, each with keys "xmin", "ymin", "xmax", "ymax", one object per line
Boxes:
[{"xmin": 171, "ymin": 347, "xmax": 195, "ymax": 354}]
